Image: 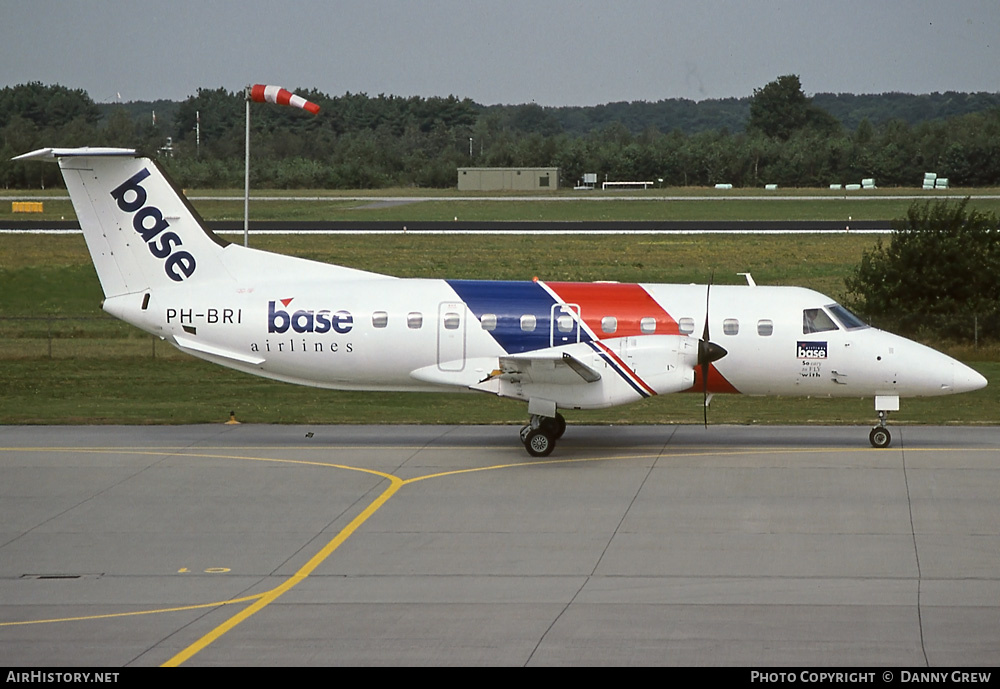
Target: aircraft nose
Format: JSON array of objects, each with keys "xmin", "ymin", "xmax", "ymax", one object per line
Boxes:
[{"xmin": 953, "ymin": 362, "xmax": 988, "ymax": 393}]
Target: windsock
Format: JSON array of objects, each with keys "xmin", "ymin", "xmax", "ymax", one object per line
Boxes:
[{"xmin": 249, "ymin": 84, "xmax": 320, "ymax": 115}]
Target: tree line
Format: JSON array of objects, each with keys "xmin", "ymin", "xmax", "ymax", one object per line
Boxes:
[
  {"xmin": 847, "ymin": 199, "xmax": 1000, "ymax": 343},
  {"xmin": 2, "ymin": 78, "xmax": 1000, "ymax": 189}
]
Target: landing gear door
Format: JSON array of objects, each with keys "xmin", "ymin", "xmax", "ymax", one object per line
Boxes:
[
  {"xmin": 550, "ymin": 303, "xmax": 581, "ymax": 347},
  {"xmin": 437, "ymin": 302, "xmax": 466, "ymax": 371}
]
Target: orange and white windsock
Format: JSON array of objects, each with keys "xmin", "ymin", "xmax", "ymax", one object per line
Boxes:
[{"xmin": 249, "ymin": 84, "xmax": 320, "ymax": 115}]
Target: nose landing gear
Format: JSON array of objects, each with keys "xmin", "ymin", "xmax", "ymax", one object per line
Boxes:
[
  {"xmin": 869, "ymin": 395, "xmax": 899, "ymax": 448},
  {"xmin": 869, "ymin": 412, "xmax": 891, "ymax": 448}
]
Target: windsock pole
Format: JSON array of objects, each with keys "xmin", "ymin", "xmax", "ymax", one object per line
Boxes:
[{"xmin": 244, "ymin": 87, "xmax": 251, "ymax": 247}]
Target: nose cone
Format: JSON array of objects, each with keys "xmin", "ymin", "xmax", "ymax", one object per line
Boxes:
[
  {"xmin": 953, "ymin": 361, "xmax": 988, "ymax": 394},
  {"xmin": 875, "ymin": 330, "xmax": 988, "ymax": 397}
]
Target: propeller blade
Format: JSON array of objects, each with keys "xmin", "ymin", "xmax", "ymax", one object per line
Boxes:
[
  {"xmin": 697, "ymin": 273, "xmax": 728, "ymax": 428},
  {"xmin": 702, "ymin": 277, "xmax": 711, "ymax": 427},
  {"xmin": 702, "ymin": 273, "xmax": 712, "ymax": 342},
  {"xmin": 703, "ymin": 369, "xmax": 708, "ymax": 427}
]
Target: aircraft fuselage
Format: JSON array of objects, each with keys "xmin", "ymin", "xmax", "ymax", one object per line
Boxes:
[{"xmin": 104, "ymin": 276, "xmax": 982, "ymax": 405}]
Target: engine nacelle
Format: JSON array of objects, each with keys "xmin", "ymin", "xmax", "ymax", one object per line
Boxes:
[{"xmin": 605, "ymin": 334, "xmax": 699, "ymax": 395}]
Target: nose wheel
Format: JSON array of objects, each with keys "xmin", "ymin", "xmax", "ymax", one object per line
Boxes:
[
  {"xmin": 869, "ymin": 425, "xmax": 891, "ymax": 448},
  {"xmin": 869, "ymin": 409, "xmax": 892, "ymax": 448}
]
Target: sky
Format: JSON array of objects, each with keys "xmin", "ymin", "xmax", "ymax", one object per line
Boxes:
[{"xmin": 2, "ymin": 0, "xmax": 998, "ymax": 106}]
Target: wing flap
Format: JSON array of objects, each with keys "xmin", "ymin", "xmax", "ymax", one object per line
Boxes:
[{"xmin": 496, "ymin": 351, "xmax": 602, "ymax": 385}]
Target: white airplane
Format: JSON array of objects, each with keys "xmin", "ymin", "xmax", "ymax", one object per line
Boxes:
[{"xmin": 15, "ymin": 147, "xmax": 987, "ymax": 456}]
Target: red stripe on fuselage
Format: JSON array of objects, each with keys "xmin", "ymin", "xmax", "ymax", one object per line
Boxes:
[
  {"xmin": 545, "ymin": 281, "xmax": 741, "ymax": 394},
  {"xmin": 544, "ymin": 282, "xmax": 679, "ymax": 338}
]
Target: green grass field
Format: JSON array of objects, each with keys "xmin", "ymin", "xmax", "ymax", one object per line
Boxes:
[
  {"xmin": 2, "ymin": 193, "xmax": 997, "ymax": 426},
  {"xmin": 4, "ymin": 187, "xmax": 1000, "ymax": 223}
]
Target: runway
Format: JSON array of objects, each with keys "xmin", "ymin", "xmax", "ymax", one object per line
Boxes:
[
  {"xmin": 2, "ymin": 424, "xmax": 998, "ymax": 666},
  {"xmin": 3, "ymin": 219, "xmax": 891, "ymax": 234}
]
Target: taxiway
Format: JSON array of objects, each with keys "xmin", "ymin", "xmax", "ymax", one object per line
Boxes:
[{"xmin": 2, "ymin": 424, "xmax": 998, "ymax": 666}]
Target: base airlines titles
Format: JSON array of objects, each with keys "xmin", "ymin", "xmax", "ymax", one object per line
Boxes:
[
  {"xmin": 253, "ymin": 299, "xmax": 354, "ymax": 354},
  {"xmin": 268, "ymin": 299, "xmax": 353, "ymax": 334}
]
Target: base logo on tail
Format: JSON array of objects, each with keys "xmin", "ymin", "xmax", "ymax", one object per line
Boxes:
[{"xmin": 111, "ymin": 168, "xmax": 196, "ymax": 282}]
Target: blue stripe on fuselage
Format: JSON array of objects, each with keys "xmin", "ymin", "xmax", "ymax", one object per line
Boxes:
[
  {"xmin": 585, "ymin": 341, "xmax": 650, "ymax": 398},
  {"xmin": 447, "ymin": 279, "xmax": 592, "ymax": 354}
]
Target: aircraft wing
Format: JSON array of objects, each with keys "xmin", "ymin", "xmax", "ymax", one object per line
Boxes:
[
  {"xmin": 409, "ymin": 350, "xmax": 601, "ymax": 389},
  {"xmin": 493, "ymin": 351, "xmax": 602, "ymax": 385},
  {"xmin": 417, "ymin": 336, "xmax": 698, "ymax": 412}
]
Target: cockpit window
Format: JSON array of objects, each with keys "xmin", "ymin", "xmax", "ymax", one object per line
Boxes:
[
  {"xmin": 827, "ymin": 303, "xmax": 869, "ymax": 331},
  {"xmin": 803, "ymin": 308, "xmax": 839, "ymax": 334}
]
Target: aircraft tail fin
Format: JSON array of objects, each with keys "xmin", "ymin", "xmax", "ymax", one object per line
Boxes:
[{"xmin": 14, "ymin": 147, "xmax": 232, "ymax": 298}]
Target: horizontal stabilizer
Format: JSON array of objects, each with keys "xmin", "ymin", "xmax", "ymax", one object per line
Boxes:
[{"xmin": 12, "ymin": 147, "xmax": 137, "ymax": 161}]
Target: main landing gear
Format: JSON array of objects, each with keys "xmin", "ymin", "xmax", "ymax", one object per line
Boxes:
[{"xmin": 519, "ymin": 413, "xmax": 566, "ymax": 457}]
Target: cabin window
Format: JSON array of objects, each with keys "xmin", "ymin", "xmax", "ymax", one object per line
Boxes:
[
  {"xmin": 803, "ymin": 308, "xmax": 838, "ymax": 334},
  {"xmin": 407, "ymin": 312, "xmax": 423, "ymax": 329},
  {"xmin": 757, "ymin": 319, "xmax": 773, "ymax": 336},
  {"xmin": 723, "ymin": 318, "xmax": 739, "ymax": 336},
  {"xmin": 678, "ymin": 317, "xmax": 695, "ymax": 335},
  {"xmin": 640, "ymin": 317, "xmax": 656, "ymax": 334},
  {"xmin": 556, "ymin": 314, "xmax": 574, "ymax": 333},
  {"xmin": 480, "ymin": 313, "xmax": 497, "ymax": 331},
  {"xmin": 372, "ymin": 311, "xmax": 388, "ymax": 328},
  {"xmin": 601, "ymin": 316, "xmax": 617, "ymax": 334},
  {"xmin": 443, "ymin": 312, "xmax": 461, "ymax": 330},
  {"xmin": 520, "ymin": 314, "xmax": 536, "ymax": 332}
]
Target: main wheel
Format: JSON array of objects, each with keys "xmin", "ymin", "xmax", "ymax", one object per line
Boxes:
[
  {"xmin": 539, "ymin": 413, "xmax": 567, "ymax": 440},
  {"xmin": 523, "ymin": 429, "xmax": 556, "ymax": 457},
  {"xmin": 869, "ymin": 426, "xmax": 891, "ymax": 448}
]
